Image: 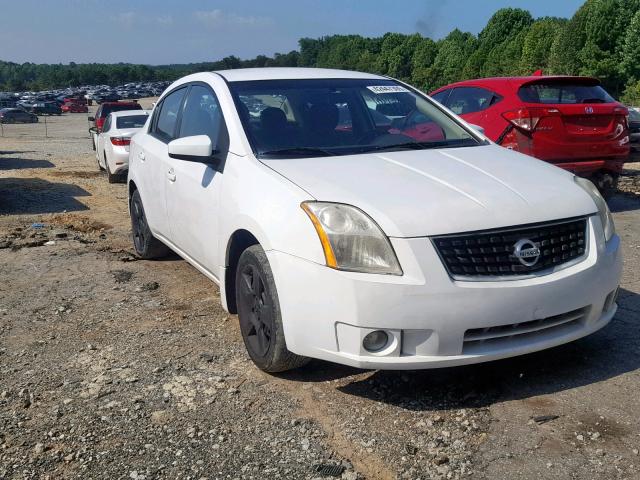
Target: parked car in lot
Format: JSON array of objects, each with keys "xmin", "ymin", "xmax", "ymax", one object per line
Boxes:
[
  {"xmin": 0, "ymin": 108, "xmax": 38, "ymax": 123},
  {"xmin": 128, "ymin": 68, "xmax": 621, "ymax": 373},
  {"xmin": 628, "ymin": 107, "xmax": 640, "ymax": 153},
  {"xmin": 88, "ymin": 101, "xmax": 143, "ymax": 149},
  {"xmin": 96, "ymin": 110, "xmax": 149, "ymax": 182},
  {"xmin": 61, "ymin": 102, "xmax": 88, "ymax": 113},
  {"xmin": 31, "ymin": 101, "xmax": 62, "ymax": 115},
  {"xmin": 431, "ymin": 76, "xmax": 630, "ymax": 197}
]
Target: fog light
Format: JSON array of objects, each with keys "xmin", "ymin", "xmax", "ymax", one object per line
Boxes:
[{"xmin": 362, "ymin": 330, "xmax": 389, "ymax": 352}]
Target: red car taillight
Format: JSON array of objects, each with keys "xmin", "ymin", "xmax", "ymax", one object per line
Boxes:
[
  {"xmin": 502, "ymin": 107, "xmax": 561, "ymax": 132},
  {"xmin": 110, "ymin": 137, "xmax": 131, "ymax": 146}
]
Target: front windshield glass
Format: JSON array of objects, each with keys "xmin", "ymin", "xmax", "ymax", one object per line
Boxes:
[{"xmin": 229, "ymin": 78, "xmax": 482, "ymax": 158}]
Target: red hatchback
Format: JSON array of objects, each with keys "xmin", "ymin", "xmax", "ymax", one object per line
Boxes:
[{"xmin": 430, "ymin": 76, "xmax": 630, "ymax": 195}]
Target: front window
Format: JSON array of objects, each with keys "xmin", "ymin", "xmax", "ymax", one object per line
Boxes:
[
  {"xmin": 229, "ymin": 78, "xmax": 483, "ymax": 158},
  {"xmin": 446, "ymin": 87, "xmax": 501, "ymax": 115}
]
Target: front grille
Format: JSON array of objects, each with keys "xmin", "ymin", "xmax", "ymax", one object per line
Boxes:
[
  {"xmin": 433, "ymin": 217, "xmax": 587, "ymax": 278},
  {"xmin": 462, "ymin": 307, "xmax": 587, "ymax": 354}
]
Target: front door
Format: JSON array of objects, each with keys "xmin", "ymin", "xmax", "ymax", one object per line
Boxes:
[{"xmin": 165, "ymin": 83, "xmax": 228, "ymax": 277}]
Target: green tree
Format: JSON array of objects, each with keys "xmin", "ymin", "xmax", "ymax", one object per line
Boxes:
[
  {"xmin": 621, "ymin": 10, "xmax": 640, "ymax": 82},
  {"xmin": 520, "ymin": 18, "xmax": 566, "ymax": 74},
  {"xmin": 425, "ymin": 29, "xmax": 478, "ymax": 90},
  {"xmin": 463, "ymin": 8, "xmax": 534, "ymax": 78},
  {"xmin": 621, "ymin": 79, "xmax": 640, "ymax": 104}
]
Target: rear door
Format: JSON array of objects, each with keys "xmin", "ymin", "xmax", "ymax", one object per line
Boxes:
[
  {"xmin": 133, "ymin": 87, "xmax": 187, "ymax": 240},
  {"xmin": 517, "ymin": 79, "xmax": 629, "ymax": 161}
]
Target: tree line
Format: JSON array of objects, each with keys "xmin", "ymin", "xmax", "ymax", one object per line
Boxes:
[{"xmin": 2, "ymin": 0, "xmax": 640, "ymax": 104}]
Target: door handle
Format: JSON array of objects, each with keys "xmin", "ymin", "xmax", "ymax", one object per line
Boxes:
[
  {"xmin": 138, "ymin": 151, "xmax": 145, "ymax": 161},
  {"xmin": 167, "ymin": 168, "xmax": 176, "ymax": 182}
]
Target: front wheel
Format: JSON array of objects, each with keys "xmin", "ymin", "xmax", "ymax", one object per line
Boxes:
[
  {"xmin": 236, "ymin": 245, "xmax": 309, "ymax": 373},
  {"xmin": 129, "ymin": 190, "xmax": 169, "ymax": 259}
]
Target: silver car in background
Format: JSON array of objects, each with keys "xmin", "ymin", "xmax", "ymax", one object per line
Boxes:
[{"xmin": 96, "ymin": 110, "xmax": 149, "ymax": 183}]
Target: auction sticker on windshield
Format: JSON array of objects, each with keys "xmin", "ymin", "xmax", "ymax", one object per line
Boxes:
[{"xmin": 366, "ymin": 85, "xmax": 410, "ymax": 94}]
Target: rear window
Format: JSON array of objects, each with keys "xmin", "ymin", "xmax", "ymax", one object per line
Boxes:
[
  {"xmin": 116, "ymin": 114, "xmax": 148, "ymax": 129},
  {"xmin": 518, "ymin": 82, "xmax": 615, "ymax": 104}
]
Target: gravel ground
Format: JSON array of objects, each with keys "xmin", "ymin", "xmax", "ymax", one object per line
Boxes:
[{"xmin": 1, "ymin": 107, "xmax": 639, "ymax": 480}]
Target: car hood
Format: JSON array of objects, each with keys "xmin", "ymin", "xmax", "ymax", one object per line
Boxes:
[{"xmin": 263, "ymin": 145, "xmax": 598, "ymax": 237}]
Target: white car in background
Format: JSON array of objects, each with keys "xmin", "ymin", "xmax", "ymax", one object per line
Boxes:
[
  {"xmin": 96, "ymin": 110, "xmax": 149, "ymax": 183},
  {"xmin": 127, "ymin": 68, "xmax": 621, "ymax": 373}
]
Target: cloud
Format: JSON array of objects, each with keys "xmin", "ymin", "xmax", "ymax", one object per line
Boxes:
[
  {"xmin": 111, "ymin": 12, "xmax": 173, "ymax": 29},
  {"xmin": 194, "ymin": 10, "xmax": 272, "ymax": 28},
  {"xmin": 113, "ymin": 11, "xmax": 136, "ymax": 29},
  {"xmin": 155, "ymin": 15, "xmax": 173, "ymax": 26}
]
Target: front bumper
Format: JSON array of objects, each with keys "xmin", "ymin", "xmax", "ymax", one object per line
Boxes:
[{"xmin": 268, "ymin": 216, "xmax": 622, "ymax": 370}]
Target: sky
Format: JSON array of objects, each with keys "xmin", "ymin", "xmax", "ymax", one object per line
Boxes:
[{"xmin": 0, "ymin": 0, "xmax": 586, "ymax": 65}]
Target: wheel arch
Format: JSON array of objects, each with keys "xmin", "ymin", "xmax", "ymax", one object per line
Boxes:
[{"xmin": 224, "ymin": 229, "xmax": 261, "ymax": 314}]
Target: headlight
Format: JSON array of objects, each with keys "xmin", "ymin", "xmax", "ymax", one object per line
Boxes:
[
  {"xmin": 301, "ymin": 202, "xmax": 402, "ymax": 275},
  {"xmin": 574, "ymin": 176, "xmax": 615, "ymax": 242}
]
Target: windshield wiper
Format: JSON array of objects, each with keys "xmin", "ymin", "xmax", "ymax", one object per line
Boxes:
[
  {"xmin": 259, "ymin": 147, "xmax": 336, "ymax": 158},
  {"xmin": 358, "ymin": 138, "xmax": 480, "ymax": 154}
]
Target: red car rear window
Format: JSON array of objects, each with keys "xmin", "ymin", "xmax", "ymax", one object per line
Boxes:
[
  {"xmin": 101, "ymin": 104, "xmax": 142, "ymax": 116},
  {"xmin": 518, "ymin": 82, "xmax": 614, "ymax": 104}
]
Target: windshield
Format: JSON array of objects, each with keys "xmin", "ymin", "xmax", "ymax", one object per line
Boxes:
[
  {"xmin": 228, "ymin": 78, "xmax": 482, "ymax": 158},
  {"xmin": 116, "ymin": 114, "xmax": 148, "ymax": 129},
  {"xmin": 518, "ymin": 82, "xmax": 615, "ymax": 104}
]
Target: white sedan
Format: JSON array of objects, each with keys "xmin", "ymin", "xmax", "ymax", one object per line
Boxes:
[
  {"xmin": 96, "ymin": 110, "xmax": 149, "ymax": 183},
  {"xmin": 127, "ymin": 68, "xmax": 621, "ymax": 372}
]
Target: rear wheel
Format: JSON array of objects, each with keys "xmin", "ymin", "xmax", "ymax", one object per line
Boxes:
[
  {"xmin": 96, "ymin": 150, "xmax": 105, "ymax": 171},
  {"xmin": 235, "ymin": 245, "xmax": 309, "ymax": 373},
  {"xmin": 105, "ymin": 154, "xmax": 119, "ymax": 183},
  {"xmin": 129, "ymin": 190, "xmax": 169, "ymax": 259}
]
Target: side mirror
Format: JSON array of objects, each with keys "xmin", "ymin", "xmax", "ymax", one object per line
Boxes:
[
  {"xmin": 88, "ymin": 116, "xmax": 95, "ymax": 122},
  {"xmin": 168, "ymin": 135, "xmax": 219, "ymax": 166},
  {"xmin": 469, "ymin": 124, "xmax": 485, "ymax": 135}
]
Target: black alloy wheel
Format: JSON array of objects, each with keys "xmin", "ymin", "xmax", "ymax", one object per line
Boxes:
[
  {"xmin": 238, "ymin": 262, "xmax": 274, "ymax": 358},
  {"xmin": 235, "ymin": 245, "xmax": 309, "ymax": 372},
  {"xmin": 129, "ymin": 190, "xmax": 168, "ymax": 259}
]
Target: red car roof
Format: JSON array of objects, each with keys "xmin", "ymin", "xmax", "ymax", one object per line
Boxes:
[{"xmin": 431, "ymin": 76, "xmax": 602, "ymax": 95}]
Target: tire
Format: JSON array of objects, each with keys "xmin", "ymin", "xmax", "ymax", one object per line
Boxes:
[
  {"xmin": 235, "ymin": 245, "xmax": 309, "ymax": 373},
  {"xmin": 96, "ymin": 151, "xmax": 105, "ymax": 171},
  {"xmin": 601, "ymin": 174, "xmax": 619, "ymax": 200},
  {"xmin": 105, "ymin": 154, "xmax": 119, "ymax": 183},
  {"xmin": 592, "ymin": 172, "xmax": 619, "ymax": 200},
  {"xmin": 129, "ymin": 189, "xmax": 169, "ymax": 259}
]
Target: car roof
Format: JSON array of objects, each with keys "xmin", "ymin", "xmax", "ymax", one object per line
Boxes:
[
  {"xmin": 215, "ymin": 67, "xmax": 386, "ymax": 82},
  {"xmin": 109, "ymin": 109, "xmax": 150, "ymax": 118},
  {"xmin": 432, "ymin": 75, "xmax": 602, "ymax": 94}
]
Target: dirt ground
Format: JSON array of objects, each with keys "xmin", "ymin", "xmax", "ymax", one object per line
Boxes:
[{"xmin": 1, "ymin": 104, "xmax": 640, "ymax": 480}]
